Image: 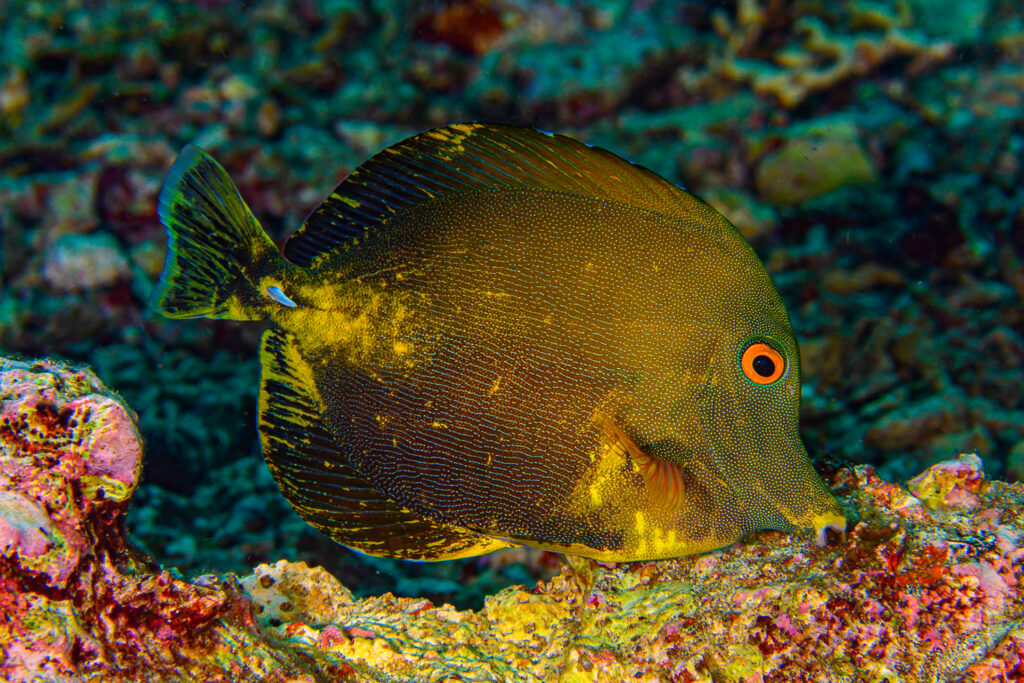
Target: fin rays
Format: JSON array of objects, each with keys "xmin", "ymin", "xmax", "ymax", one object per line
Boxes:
[
  {"xmin": 596, "ymin": 412, "xmax": 687, "ymax": 514},
  {"xmin": 632, "ymin": 451, "xmax": 686, "ymax": 512},
  {"xmin": 284, "ymin": 123, "xmax": 702, "ymax": 266},
  {"xmin": 152, "ymin": 144, "xmax": 280, "ymax": 320},
  {"xmin": 258, "ymin": 328, "xmax": 510, "ymax": 560}
]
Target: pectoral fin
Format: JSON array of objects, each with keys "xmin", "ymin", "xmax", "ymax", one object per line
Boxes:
[{"xmin": 595, "ymin": 414, "xmax": 686, "ymax": 513}]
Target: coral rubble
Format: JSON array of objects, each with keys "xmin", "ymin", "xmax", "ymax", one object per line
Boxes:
[{"xmin": 2, "ymin": 355, "xmax": 1022, "ymax": 681}]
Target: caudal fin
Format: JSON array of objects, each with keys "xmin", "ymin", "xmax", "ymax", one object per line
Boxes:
[{"xmin": 153, "ymin": 145, "xmax": 282, "ymax": 320}]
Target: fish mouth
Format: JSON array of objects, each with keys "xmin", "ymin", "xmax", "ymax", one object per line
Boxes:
[{"xmin": 811, "ymin": 509, "xmax": 848, "ymax": 547}]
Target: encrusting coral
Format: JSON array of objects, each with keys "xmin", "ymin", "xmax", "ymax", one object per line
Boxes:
[{"xmin": 1, "ymin": 355, "xmax": 1022, "ymax": 681}]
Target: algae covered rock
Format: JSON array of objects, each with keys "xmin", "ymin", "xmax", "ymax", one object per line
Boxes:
[
  {"xmin": 42, "ymin": 232, "xmax": 131, "ymax": 293},
  {"xmin": 0, "ymin": 356, "xmax": 305, "ymax": 681},
  {"xmin": 0, "ymin": 356, "xmax": 141, "ymax": 589},
  {"xmin": 755, "ymin": 135, "xmax": 878, "ymax": 206},
  {"xmin": 2, "ymin": 354, "xmax": 1023, "ymax": 681}
]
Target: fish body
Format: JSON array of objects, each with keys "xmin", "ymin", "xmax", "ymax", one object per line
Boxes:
[{"xmin": 154, "ymin": 123, "xmax": 846, "ymax": 561}]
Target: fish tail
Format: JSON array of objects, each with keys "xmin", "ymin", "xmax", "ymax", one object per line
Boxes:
[{"xmin": 152, "ymin": 145, "xmax": 286, "ymax": 320}]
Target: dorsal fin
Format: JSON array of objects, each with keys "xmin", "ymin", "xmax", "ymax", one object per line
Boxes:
[
  {"xmin": 283, "ymin": 122, "xmax": 705, "ymax": 267},
  {"xmin": 258, "ymin": 328, "xmax": 511, "ymax": 560}
]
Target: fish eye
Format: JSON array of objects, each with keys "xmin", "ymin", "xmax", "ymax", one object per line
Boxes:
[{"xmin": 741, "ymin": 342, "xmax": 785, "ymax": 385}]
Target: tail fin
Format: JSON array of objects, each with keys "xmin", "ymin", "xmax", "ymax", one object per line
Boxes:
[{"xmin": 152, "ymin": 145, "xmax": 283, "ymax": 320}]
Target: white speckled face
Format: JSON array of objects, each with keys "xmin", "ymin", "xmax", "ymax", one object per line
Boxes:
[{"xmin": 691, "ymin": 265, "xmax": 844, "ymax": 542}]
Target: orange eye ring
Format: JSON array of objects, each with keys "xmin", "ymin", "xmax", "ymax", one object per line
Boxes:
[{"xmin": 741, "ymin": 342, "xmax": 785, "ymax": 384}]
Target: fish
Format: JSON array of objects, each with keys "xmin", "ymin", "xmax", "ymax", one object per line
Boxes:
[{"xmin": 153, "ymin": 122, "xmax": 847, "ymax": 562}]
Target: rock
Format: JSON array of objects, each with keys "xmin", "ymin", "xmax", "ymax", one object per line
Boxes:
[
  {"xmin": 907, "ymin": 452, "xmax": 989, "ymax": 510},
  {"xmin": 865, "ymin": 392, "xmax": 969, "ymax": 452},
  {"xmin": 907, "ymin": 0, "xmax": 990, "ymax": 44},
  {"xmin": 1007, "ymin": 441, "xmax": 1024, "ymax": 482},
  {"xmin": 699, "ymin": 187, "xmax": 779, "ymax": 241},
  {"xmin": 42, "ymin": 232, "xmax": 130, "ymax": 293},
  {"xmin": 0, "ymin": 67, "xmax": 30, "ymax": 127},
  {"xmin": 755, "ymin": 135, "xmax": 877, "ymax": 206},
  {"xmin": 822, "ymin": 263, "xmax": 907, "ymax": 295},
  {"xmin": 720, "ymin": 14, "xmax": 955, "ymax": 109},
  {"xmin": 0, "ymin": 489, "xmax": 53, "ymax": 560},
  {"xmin": 413, "ymin": 1, "xmax": 506, "ymax": 56},
  {"xmin": 2, "ymin": 354, "xmax": 1023, "ymax": 681},
  {"xmin": 0, "ymin": 356, "xmax": 285, "ymax": 682},
  {"xmin": 333, "ymin": 120, "xmax": 413, "ymax": 160},
  {"xmin": 0, "ymin": 357, "xmax": 142, "ymax": 590},
  {"xmin": 218, "ymin": 75, "xmax": 258, "ymax": 103},
  {"xmin": 255, "ymin": 99, "xmax": 281, "ymax": 138},
  {"xmin": 41, "ymin": 170, "xmax": 100, "ymax": 236}
]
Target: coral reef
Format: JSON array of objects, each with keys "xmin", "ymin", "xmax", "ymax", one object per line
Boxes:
[
  {"xmin": 714, "ymin": 9, "xmax": 956, "ymax": 109},
  {"xmin": 3, "ymin": 355, "xmax": 1023, "ymax": 681},
  {"xmin": 0, "ymin": 356, "xmax": 302, "ymax": 681},
  {"xmin": 42, "ymin": 232, "xmax": 131, "ymax": 292}
]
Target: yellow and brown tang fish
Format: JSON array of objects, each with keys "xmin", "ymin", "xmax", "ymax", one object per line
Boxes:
[{"xmin": 153, "ymin": 123, "xmax": 846, "ymax": 562}]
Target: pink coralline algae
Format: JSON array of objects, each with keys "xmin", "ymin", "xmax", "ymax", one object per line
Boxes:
[
  {"xmin": 0, "ymin": 357, "xmax": 260, "ymax": 681},
  {"xmin": 2, "ymin": 354, "xmax": 1024, "ymax": 681},
  {"xmin": 0, "ymin": 357, "xmax": 141, "ymax": 589},
  {"xmin": 907, "ymin": 451, "xmax": 989, "ymax": 510}
]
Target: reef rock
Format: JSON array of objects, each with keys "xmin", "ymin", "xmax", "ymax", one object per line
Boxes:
[
  {"xmin": 755, "ymin": 135, "xmax": 877, "ymax": 206},
  {"xmin": 42, "ymin": 232, "xmax": 131, "ymax": 293},
  {"xmin": 2, "ymin": 355, "xmax": 1022, "ymax": 681}
]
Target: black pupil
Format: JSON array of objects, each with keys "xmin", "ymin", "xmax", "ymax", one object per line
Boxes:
[{"xmin": 752, "ymin": 354, "xmax": 776, "ymax": 377}]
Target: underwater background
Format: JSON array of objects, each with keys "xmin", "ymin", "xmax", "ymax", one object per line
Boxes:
[{"xmin": 1, "ymin": 0, "xmax": 1022, "ymax": 610}]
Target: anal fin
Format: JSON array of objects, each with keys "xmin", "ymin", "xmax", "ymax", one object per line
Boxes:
[{"xmin": 258, "ymin": 328, "xmax": 510, "ymax": 560}]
